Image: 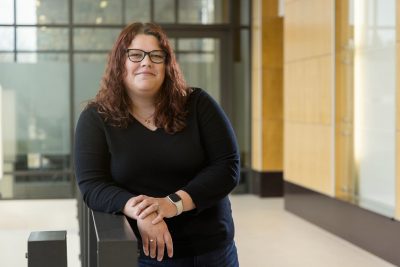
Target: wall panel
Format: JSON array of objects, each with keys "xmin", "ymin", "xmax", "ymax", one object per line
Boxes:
[
  {"xmin": 284, "ymin": 0, "xmax": 335, "ymax": 196},
  {"xmin": 285, "ymin": 0, "xmax": 334, "ymax": 63}
]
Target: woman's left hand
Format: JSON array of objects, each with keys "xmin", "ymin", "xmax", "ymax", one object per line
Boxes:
[{"xmin": 130, "ymin": 195, "xmax": 178, "ymax": 224}]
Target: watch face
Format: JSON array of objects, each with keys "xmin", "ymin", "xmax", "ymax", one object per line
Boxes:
[{"xmin": 169, "ymin": 193, "xmax": 181, "ymax": 202}]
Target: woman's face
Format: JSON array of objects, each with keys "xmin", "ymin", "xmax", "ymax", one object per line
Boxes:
[{"xmin": 124, "ymin": 34, "xmax": 166, "ymax": 100}]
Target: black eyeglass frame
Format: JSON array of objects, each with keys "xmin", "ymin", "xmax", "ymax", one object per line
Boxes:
[{"xmin": 126, "ymin": 49, "xmax": 167, "ymax": 64}]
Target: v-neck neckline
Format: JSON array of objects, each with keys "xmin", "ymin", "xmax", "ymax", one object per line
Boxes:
[{"xmin": 130, "ymin": 113, "xmax": 160, "ymax": 133}]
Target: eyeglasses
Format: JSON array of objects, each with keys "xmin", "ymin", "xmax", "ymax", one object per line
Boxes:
[{"xmin": 126, "ymin": 49, "xmax": 167, "ymax": 64}]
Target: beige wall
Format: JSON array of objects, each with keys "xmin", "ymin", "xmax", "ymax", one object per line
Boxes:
[
  {"xmin": 283, "ymin": 0, "xmax": 335, "ymax": 196},
  {"xmin": 251, "ymin": 0, "xmax": 283, "ymax": 172}
]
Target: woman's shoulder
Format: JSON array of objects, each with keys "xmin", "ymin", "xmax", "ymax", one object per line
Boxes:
[
  {"xmin": 188, "ymin": 87, "xmax": 214, "ymax": 102},
  {"xmin": 77, "ymin": 104, "xmax": 104, "ymax": 125}
]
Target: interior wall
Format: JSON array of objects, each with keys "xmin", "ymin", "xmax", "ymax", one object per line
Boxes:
[{"xmin": 283, "ymin": 0, "xmax": 335, "ymax": 196}]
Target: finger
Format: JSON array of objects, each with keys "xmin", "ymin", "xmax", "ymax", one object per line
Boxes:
[
  {"xmin": 131, "ymin": 195, "xmax": 145, "ymax": 206},
  {"xmin": 164, "ymin": 232, "xmax": 173, "ymax": 258},
  {"xmin": 136, "ymin": 199, "xmax": 153, "ymax": 216},
  {"xmin": 149, "ymin": 238, "xmax": 157, "ymax": 258},
  {"xmin": 142, "ymin": 236, "xmax": 149, "ymax": 256},
  {"xmin": 156, "ymin": 238, "xmax": 165, "ymax": 261},
  {"xmin": 140, "ymin": 204, "xmax": 160, "ymax": 219},
  {"xmin": 151, "ymin": 213, "xmax": 164, "ymax": 225}
]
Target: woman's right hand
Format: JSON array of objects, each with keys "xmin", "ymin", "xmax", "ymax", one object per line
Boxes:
[{"xmin": 137, "ymin": 212, "xmax": 173, "ymax": 261}]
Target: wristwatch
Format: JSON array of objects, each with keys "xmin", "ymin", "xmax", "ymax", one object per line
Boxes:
[{"xmin": 167, "ymin": 193, "xmax": 183, "ymax": 216}]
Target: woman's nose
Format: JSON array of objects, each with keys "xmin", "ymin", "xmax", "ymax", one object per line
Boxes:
[{"xmin": 141, "ymin": 54, "xmax": 152, "ymax": 66}]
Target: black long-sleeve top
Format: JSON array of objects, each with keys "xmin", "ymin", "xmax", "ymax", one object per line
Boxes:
[{"xmin": 74, "ymin": 88, "xmax": 240, "ymax": 258}]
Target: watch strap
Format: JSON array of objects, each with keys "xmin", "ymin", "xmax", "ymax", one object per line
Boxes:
[{"xmin": 167, "ymin": 193, "xmax": 183, "ymax": 216}]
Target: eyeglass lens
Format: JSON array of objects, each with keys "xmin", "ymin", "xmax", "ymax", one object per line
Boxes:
[{"xmin": 127, "ymin": 49, "xmax": 166, "ymax": 63}]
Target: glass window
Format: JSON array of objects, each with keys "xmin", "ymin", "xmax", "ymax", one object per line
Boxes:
[
  {"xmin": 74, "ymin": 53, "xmax": 107, "ymax": 124},
  {"xmin": 240, "ymin": 0, "xmax": 250, "ymax": 25},
  {"xmin": 0, "ymin": 27, "xmax": 14, "ymax": 51},
  {"xmin": 0, "ymin": 0, "xmax": 14, "ymax": 24},
  {"xmin": 74, "ymin": 0, "xmax": 123, "ymax": 24},
  {"xmin": 16, "ymin": 0, "xmax": 69, "ymax": 24},
  {"xmin": 74, "ymin": 28, "xmax": 120, "ymax": 51},
  {"xmin": 17, "ymin": 27, "xmax": 69, "ymax": 51},
  {"xmin": 0, "ymin": 55, "xmax": 70, "ymax": 175},
  {"xmin": 178, "ymin": 0, "xmax": 229, "ymax": 24},
  {"xmin": 154, "ymin": 0, "xmax": 175, "ymax": 23},
  {"xmin": 177, "ymin": 38, "xmax": 220, "ymax": 102},
  {"xmin": 125, "ymin": 0, "xmax": 150, "ymax": 23},
  {"xmin": 17, "ymin": 53, "xmax": 69, "ymax": 63},
  {"xmin": 233, "ymin": 29, "xmax": 251, "ymax": 168},
  {"xmin": 0, "ymin": 53, "xmax": 14, "ymax": 62},
  {"xmin": 353, "ymin": 0, "xmax": 396, "ymax": 217},
  {"xmin": 0, "ymin": 174, "xmax": 73, "ymax": 199}
]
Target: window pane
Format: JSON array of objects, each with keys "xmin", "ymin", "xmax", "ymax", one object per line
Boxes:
[
  {"xmin": 0, "ymin": 56, "xmax": 70, "ymax": 176},
  {"xmin": 16, "ymin": 0, "xmax": 68, "ymax": 24},
  {"xmin": 74, "ymin": 28, "xmax": 120, "ymax": 51},
  {"xmin": 0, "ymin": 174, "xmax": 73, "ymax": 199},
  {"xmin": 178, "ymin": 38, "xmax": 215, "ymax": 51},
  {"xmin": 74, "ymin": 53, "xmax": 107, "ymax": 123},
  {"xmin": 154, "ymin": 0, "xmax": 175, "ymax": 23},
  {"xmin": 0, "ymin": 27, "xmax": 14, "ymax": 51},
  {"xmin": 240, "ymin": 0, "xmax": 249, "ymax": 25},
  {"xmin": 0, "ymin": 53, "xmax": 14, "ymax": 62},
  {"xmin": 125, "ymin": 0, "xmax": 150, "ymax": 23},
  {"xmin": 17, "ymin": 53, "xmax": 68, "ymax": 63},
  {"xmin": 74, "ymin": 0, "xmax": 123, "ymax": 24},
  {"xmin": 353, "ymin": 0, "xmax": 396, "ymax": 217},
  {"xmin": 17, "ymin": 27, "xmax": 69, "ymax": 51},
  {"xmin": 177, "ymin": 38, "xmax": 220, "ymax": 102},
  {"xmin": 0, "ymin": 0, "xmax": 14, "ymax": 24},
  {"xmin": 178, "ymin": 0, "xmax": 229, "ymax": 24}
]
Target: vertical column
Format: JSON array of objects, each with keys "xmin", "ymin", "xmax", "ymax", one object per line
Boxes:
[{"xmin": 251, "ymin": 0, "xmax": 283, "ymax": 196}]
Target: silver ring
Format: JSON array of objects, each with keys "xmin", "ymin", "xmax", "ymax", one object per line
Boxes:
[{"xmin": 149, "ymin": 239, "xmax": 154, "ymax": 242}]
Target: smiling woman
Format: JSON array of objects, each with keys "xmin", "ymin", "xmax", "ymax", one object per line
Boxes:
[{"xmin": 74, "ymin": 22, "xmax": 240, "ymax": 267}]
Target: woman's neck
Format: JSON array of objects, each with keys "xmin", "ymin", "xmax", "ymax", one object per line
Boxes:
[{"xmin": 131, "ymin": 97, "xmax": 156, "ymax": 117}]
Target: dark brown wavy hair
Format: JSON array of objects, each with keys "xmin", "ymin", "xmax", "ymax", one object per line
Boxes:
[{"xmin": 89, "ymin": 22, "xmax": 189, "ymax": 134}]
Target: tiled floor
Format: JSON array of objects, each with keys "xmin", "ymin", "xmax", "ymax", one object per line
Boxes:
[{"xmin": 0, "ymin": 195, "xmax": 396, "ymax": 267}]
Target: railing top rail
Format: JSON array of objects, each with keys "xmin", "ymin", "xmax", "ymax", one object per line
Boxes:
[{"xmin": 91, "ymin": 210, "xmax": 137, "ymax": 243}]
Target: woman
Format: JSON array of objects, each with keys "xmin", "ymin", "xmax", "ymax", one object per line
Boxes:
[{"xmin": 74, "ymin": 22, "xmax": 240, "ymax": 266}]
